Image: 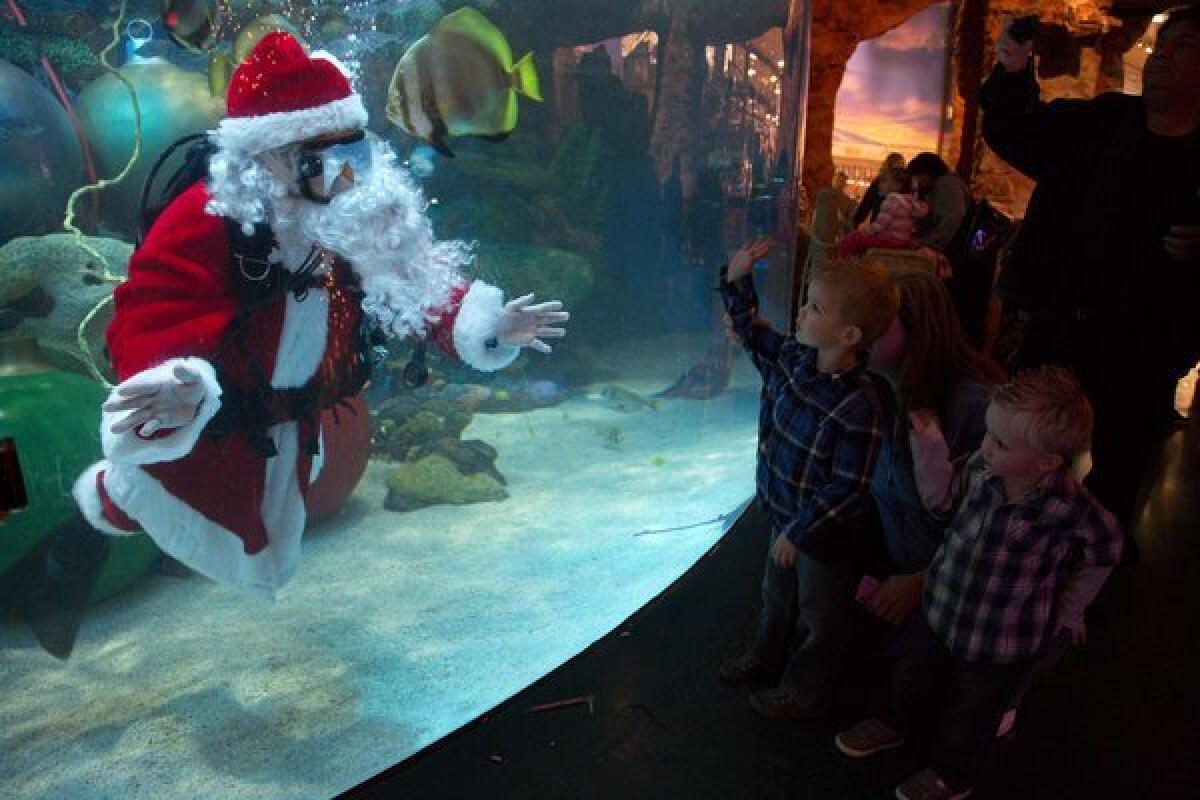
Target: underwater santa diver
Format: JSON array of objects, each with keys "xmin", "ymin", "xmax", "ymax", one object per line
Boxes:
[{"xmin": 21, "ymin": 30, "xmax": 569, "ymax": 660}]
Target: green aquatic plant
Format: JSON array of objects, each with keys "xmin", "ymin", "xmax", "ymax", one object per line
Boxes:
[
  {"xmin": 42, "ymin": 37, "xmax": 97, "ymax": 74},
  {"xmin": 64, "ymin": 0, "xmax": 142, "ymax": 389},
  {"xmin": 0, "ymin": 29, "xmax": 36, "ymax": 66},
  {"xmin": 651, "ymin": 455, "xmax": 666, "ymax": 467}
]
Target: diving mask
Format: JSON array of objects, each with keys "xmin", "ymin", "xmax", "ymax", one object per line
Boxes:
[{"xmin": 296, "ymin": 131, "xmax": 374, "ymax": 201}]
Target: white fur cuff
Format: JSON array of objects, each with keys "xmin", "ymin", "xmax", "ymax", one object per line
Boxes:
[
  {"xmin": 102, "ymin": 358, "xmax": 223, "ymax": 466},
  {"xmin": 451, "ymin": 281, "xmax": 520, "ymax": 372},
  {"xmin": 72, "ymin": 461, "xmax": 138, "ymax": 537},
  {"xmin": 213, "ymin": 94, "xmax": 369, "ymax": 156}
]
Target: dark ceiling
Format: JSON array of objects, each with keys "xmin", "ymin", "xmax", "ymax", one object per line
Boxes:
[{"xmin": 1112, "ymin": 0, "xmax": 1183, "ymax": 12}]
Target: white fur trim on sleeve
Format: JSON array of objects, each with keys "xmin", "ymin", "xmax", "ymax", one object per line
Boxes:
[
  {"xmin": 72, "ymin": 461, "xmax": 138, "ymax": 537},
  {"xmin": 451, "ymin": 280, "xmax": 520, "ymax": 372},
  {"xmin": 102, "ymin": 358, "xmax": 223, "ymax": 466}
]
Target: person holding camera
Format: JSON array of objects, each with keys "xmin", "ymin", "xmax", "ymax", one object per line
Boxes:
[{"xmin": 980, "ymin": 5, "xmax": 1200, "ymax": 551}]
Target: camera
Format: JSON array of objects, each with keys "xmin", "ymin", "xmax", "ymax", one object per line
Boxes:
[{"xmin": 1008, "ymin": 15, "xmax": 1039, "ymax": 45}]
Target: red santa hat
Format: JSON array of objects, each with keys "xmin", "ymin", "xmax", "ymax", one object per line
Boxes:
[{"xmin": 212, "ymin": 31, "xmax": 368, "ymax": 155}]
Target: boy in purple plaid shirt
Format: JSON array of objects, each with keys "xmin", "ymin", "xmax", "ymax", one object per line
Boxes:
[
  {"xmin": 836, "ymin": 366, "xmax": 1123, "ymax": 800},
  {"xmin": 717, "ymin": 240, "xmax": 900, "ymax": 720}
]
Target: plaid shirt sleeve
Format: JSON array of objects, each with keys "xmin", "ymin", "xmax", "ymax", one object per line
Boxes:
[
  {"xmin": 1073, "ymin": 491, "xmax": 1125, "ymax": 566},
  {"xmin": 781, "ymin": 387, "xmax": 884, "ymax": 549},
  {"xmin": 718, "ymin": 271, "xmax": 786, "ymax": 379}
]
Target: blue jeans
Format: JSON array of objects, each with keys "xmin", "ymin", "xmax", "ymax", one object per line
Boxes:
[
  {"xmin": 887, "ymin": 613, "xmax": 1030, "ymax": 790},
  {"xmin": 750, "ymin": 528, "xmax": 862, "ymax": 715}
]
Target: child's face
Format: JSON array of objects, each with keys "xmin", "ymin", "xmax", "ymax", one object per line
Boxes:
[
  {"xmin": 980, "ymin": 402, "xmax": 1063, "ymax": 482},
  {"xmin": 879, "ymin": 175, "xmax": 899, "ymax": 195},
  {"xmin": 796, "ymin": 280, "xmax": 859, "ymax": 351}
]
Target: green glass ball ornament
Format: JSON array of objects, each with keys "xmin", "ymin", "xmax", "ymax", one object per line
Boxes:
[
  {"xmin": 75, "ymin": 60, "xmax": 225, "ymax": 237},
  {"xmin": 0, "ymin": 59, "xmax": 84, "ymax": 241}
]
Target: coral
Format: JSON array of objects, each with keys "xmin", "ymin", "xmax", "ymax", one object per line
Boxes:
[
  {"xmin": 41, "ymin": 36, "xmax": 97, "ymax": 74},
  {"xmin": 383, "ymin": 454, "xmax": 507, "ymax": 512},
  {"xmin": 0, "ymin": 27, "xmax": 97, "ymax": 79},
  {"xmin": 0, "ymin": 233, "xmax": 130, "ymax": 377},
  {"xmin": 0, "ymin": 29, "xmax": 36, "ymax": 66}
]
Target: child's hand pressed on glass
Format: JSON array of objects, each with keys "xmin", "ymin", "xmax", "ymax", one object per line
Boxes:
[{"xmin": 727, "ymin": 237, "xmax": 775, "ymax": 282}]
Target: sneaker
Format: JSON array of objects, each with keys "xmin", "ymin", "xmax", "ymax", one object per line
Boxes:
[
  {"xmin": 748, "ymin": 686, "xmax": 825, "ymax": 720},
  {"xmin": 895, "ymin": 768, "xmax": 972, "ymax": 800},
  {"xmin": 718, "ymin": 652, "xmax": 770, "ymax": 685},
  {"xmin": 835, "ymin": 717, "xmax": 906, "ymax": 758}
]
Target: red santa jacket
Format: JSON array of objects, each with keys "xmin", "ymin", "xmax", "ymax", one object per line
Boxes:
[{"xmin": 72, "ymin": 183, "xmax": 518, "ymax": 595}]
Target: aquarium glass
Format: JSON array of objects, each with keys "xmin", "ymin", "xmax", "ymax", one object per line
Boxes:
[{"xmin": 0, "ymin": 2, "xmax": 805, "ymax": 796}]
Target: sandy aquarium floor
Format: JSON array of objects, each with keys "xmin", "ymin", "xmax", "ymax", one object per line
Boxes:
[{"xmin": 0, "ymin": 353, "xmax": 761, "ymax": 799}]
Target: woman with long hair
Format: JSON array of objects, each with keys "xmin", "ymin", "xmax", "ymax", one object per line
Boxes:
[{"xmin": 860, "ymin": 265, "xmax": 1005, "ymax": 624}]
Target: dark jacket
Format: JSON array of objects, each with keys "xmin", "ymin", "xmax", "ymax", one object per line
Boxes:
[
  {"xmin": 914, "ymin": 172, "xmax": 972, "ymax": 253},
  {"xmin": 980, "ymin": 64, "xmax": 1200, "ymax": 373}
]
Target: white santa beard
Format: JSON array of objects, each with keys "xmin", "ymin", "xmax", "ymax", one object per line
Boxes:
[{"xmin": 209, "ymin": 142, "xmax": 474, "ymax": 338}]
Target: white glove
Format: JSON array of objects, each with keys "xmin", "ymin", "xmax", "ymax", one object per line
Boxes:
[
  {"xmin": 104, "ymin": 364, "xmax": 208, "ymax": 435},
  {"xmin": 495, "ymin": 293, "xmax": 569, "ymax": 354}
]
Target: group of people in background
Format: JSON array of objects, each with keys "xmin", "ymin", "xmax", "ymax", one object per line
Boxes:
[{"xmin": 718, "ymin": 6, "xmax": 1200, "ymax": 799}]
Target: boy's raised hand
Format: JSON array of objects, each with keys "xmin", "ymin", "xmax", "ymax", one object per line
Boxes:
[
  {"xmin": 908, "ymin": 409, "xmax": 949, "ymax": 459},
  {"xmin": 772, "ymin": 534, "xmax": 798, "ymax": 569},
  {"xmin": 727, "ymin": 237, "xmax": 775, "ymax": 282}
]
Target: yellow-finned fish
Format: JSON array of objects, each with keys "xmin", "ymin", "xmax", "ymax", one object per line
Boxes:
[
  {"xmin": 234, "ymin": 14, "xmax": 305, "ymax": 64},
  {"xmin": 162, "ymin": 0, "xmax": 221, "ymax": 52},
  {"xmin": 386, "ymin": 8, "xmax": 542, "ymax": 158}
]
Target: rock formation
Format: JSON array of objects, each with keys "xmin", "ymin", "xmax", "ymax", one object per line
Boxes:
[{"xmin": 0, "ymin": 234, "xmax": 128, "ymax": 377}]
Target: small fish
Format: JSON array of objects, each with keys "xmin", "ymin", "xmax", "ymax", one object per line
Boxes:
[
  {"xmin": 234, "ymin": 14, "xmax": 303, "ymax": 64},
  {"xmin": 0, "ymin": 118, "xmax": 46, "ymax": 142},
  {"xmin": 599, "ymin": 385, "xmax": 658, "ymax": 413},
  {"xmin": 407, "ymin": 144, "xmax": 437, "ymax": 179},
  {"xmin": 595, "ymin": 424, "xmax": 623, "ymax": 450},
  {"xmin": 652, "ymin": 341, "xmax": 735, "ymax": 400},
  {"xmin": 163, "ymin": 0, "xmax": 221, "ymax": 52},
  {"xmin": 386, "ymin": 8, "xmax": 542, "ymax": 158}
]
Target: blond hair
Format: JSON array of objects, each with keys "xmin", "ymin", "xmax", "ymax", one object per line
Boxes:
[
  {"xmin": 992, "ymin": 366, "xmax": 1093, "ymax": 457},
  {"xmin": 809, "ymin": 257, "xmax": 901, "ymax": 347}
]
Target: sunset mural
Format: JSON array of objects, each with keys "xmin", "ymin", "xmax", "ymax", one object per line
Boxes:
[{"xmin": 833, "ymin": 2, "xmax": 952, "ymax": 182}]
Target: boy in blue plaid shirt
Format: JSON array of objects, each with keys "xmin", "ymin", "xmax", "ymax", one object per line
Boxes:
[
  {"xmin": 717, "ymin": 240, "xmax": 900, "ymax": 720},
  {"xmin": 836, "ymin": 366, "xmax": 1123, "ymax": 800}
]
